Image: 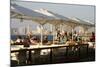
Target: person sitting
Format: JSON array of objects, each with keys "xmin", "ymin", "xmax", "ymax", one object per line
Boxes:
[
  {"xmin": 66, "ymin": 38, "xmax": 77, "ymax": 52},
  {"xmin": 30, "ymin": 36, "xmax": 38, "ymax": 45},
  {"xmin": 26, "ymin": 32, "xmax": 33, "ymax": 39},
  {"xmin": 57, "ymin": 30, "xmax": 61, "ymax": 42},
  {"xmin": 90, "ymin": 32, "xmax": 95, "ymax": 42},
  {"xmin": 15, "ymin": 36, "xmax": 23, "ymax": 45},
  {"xmin": 23, "ymin": 38, "xmax": 30, "ymax": 47},
  {"xmin": 73, "ymin": 31, "xmax": 78, "ymax": 41},
  {"xmin": 59, "ymin": 31, "xmax": 67, "ymax": 44},
  {"xmin": 43, "ymin": 35, "xmax": 48, "ymax": 44}
]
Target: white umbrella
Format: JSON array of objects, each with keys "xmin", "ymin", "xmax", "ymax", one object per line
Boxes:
[
  {"xmin": 11, "ymin": 3, "xmax": 71, "ymax": 45},
  {"xmin": 11, "ymin": 3, "xmax": 94, "ymax": 44}
]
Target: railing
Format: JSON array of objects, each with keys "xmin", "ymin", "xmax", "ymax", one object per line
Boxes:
[{"xmin": 11, "ymin": 44, "xmax": 89, "ymax": 65}]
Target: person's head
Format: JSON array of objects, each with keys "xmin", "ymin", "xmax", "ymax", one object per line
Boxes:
[
  {"xmin": 65, "ymin": 32, "xmax": 67, "ymax": 36},
  {"xmin": 60, "ymin": 31, "xmax": 65, "ymax": 36},
  {"xmin": 57, "ymin": 30, "xmax": 60, "ymax": 34}
]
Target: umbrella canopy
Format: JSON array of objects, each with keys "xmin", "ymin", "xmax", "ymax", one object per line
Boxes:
[
  {"xmin": 11, "ymin": 3, "xmax": 95, "ymax": 28},
  {"xmin": 69, "ymin": 17, "xmax": 95, "ymax": 27},
  {"xmin": 11, "ymin": 3, "xmax": 71, "ymax": 25},
  {"xmin": 11, "ymin": 3, "xmax": 95, "ymax": 44},
  {"xmin": 11, "ymin": 3, "xmax": 71, "ymax": 45}
]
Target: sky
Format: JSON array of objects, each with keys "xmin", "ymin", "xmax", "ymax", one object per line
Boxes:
[{"xmin": 11, "ymin": 1, "xmax": 95, "ymax": 23}]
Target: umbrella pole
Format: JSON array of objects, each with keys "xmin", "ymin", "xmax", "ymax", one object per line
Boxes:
[
  {"xmin": 52, "ymin": 25, "xmax": 54, "ymax": 45},
  {"xmin": 72, "ymin": 28, "xmax": 73, "ymax": 40},
  {"xmin": 53, "ymin": 30, "xmax": 54, "ymax": 45},
  {"xmin": 40, "ymin": 25, "xmax": 43, "ymax": 45}
]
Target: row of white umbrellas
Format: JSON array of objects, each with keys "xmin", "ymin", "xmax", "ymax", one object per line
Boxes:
[{"xmin": 11, "ymin": 3, "xmax": 95, "ymax": 45}]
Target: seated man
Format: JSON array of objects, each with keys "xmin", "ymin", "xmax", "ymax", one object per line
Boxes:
[
  {"xmin": 30, "ymin": 36, "xmax": 38, "ymax": 45},
  {"xmin": 90, "ymin": 32, "xmax": 95, "ymax": 42},
  {"xmin": 23, "ymin": 38, "xmax": 30, "ymax": 47}
]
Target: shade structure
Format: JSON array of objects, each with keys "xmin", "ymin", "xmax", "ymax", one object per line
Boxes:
[
  {"xmin": 11, "ymin": 3, "xmax": 95, "ymax": 44},
  {"xmin": 11, "ymin": 3, "xmax": 71, "ymax": 45},
  {"xmin": 11, "ymin": 3, "xmax": 71, "ymax": 24}
]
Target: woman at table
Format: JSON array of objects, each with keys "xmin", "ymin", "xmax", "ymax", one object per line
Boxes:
[
  {"xmin": 30, "ymin": 36, "xmax": 38, "ymax": 45},
  {"xmin": 15, "ymin": 36, "xmax": 23, "ymax": 45}
]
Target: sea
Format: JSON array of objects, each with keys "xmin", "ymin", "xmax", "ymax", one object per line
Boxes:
[{"xmin": 11, "ymin": 35, "xmax": 53, "ymax": 41}]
